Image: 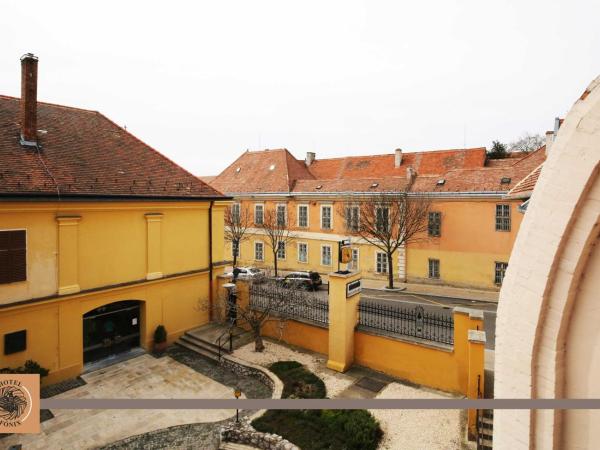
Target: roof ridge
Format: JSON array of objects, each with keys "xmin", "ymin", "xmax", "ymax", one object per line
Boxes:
[
  {"xmin": 311, "ymin": 147, "xmax": 487, "ymax": 163},
  {"xmin": 510, "ymin": 145, "xmax": 546, "ymax": 166},
  {"xmin": 0, "ymin": 94, "xmax": 99, "ymax": 114}
]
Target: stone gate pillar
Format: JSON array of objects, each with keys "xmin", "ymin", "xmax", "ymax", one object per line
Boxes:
[{"xmin": 327, "ymin": 270, "xmax": 362, "ymax": 372}]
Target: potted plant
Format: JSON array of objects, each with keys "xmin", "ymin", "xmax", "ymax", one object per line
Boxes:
[{"xmin": 153, "ymin": 325, "xmax": 167, "ymax": 354}]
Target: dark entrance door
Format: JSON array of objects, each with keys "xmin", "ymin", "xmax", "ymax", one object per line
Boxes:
[{"xmin": 83, "ymin": 300, "xmax": 141, "ymax": 363}]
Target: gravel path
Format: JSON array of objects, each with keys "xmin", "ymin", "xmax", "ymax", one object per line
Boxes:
[
  {"xmin": 233, "ymin": 340, "xmax": 355, "ymax": 398},
  {"xmin": 371, "ymin": 383, "xmax": 463, "ymax": 450}
]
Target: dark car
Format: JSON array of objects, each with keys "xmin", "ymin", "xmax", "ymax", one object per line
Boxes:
[{"xmin": 279, "ymin": 271, "xmax": 323, "ymax": 291}]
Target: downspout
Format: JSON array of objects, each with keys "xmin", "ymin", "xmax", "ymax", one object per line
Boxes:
[{"xmin": 208, "ymin": 200, "xmax": 214, "ymax": 321}]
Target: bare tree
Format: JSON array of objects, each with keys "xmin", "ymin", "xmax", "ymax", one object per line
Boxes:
[
  {"xmin": 258, "ymin": 205, "xmax": 296, "ymax": 276},
  {"xmin": 344, "ymin": 190, "xmax": 431, "ymax": 289},
  {"xmin": 225, "ymin": 203, "xmax": 251, "ymax": 268},
  {"xmin": 206, "ymin": 279, "xmax": 318, "ymax": 352},
  {"xmin": 508, "ymin": 132, "xmax": 545, "ymax": 153}
]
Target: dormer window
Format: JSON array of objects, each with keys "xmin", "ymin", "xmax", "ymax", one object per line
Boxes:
[
  {"xmin": 437, "ymin": 179, "xmax": 445, "ymax": 186},
  {"xmin": 370, "ymin": 183, "xmax": 379, "ymax": 188},
  {"xmin": 269, "ymin": 164, "xmax": 275, "ymax": 171},
  {"xmin": 235, "ymin": 167, "xmax": 241, "ymax": 173},
  {"xmin": 315, "ymin": 185, "xmax": 323, "ymax": 190},
  {"xmin": 501, "ymin": 177, "xmax": 511, "ymax": 184}
]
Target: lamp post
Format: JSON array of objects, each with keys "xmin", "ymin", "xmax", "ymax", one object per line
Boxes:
[{"xmin": 234, "ymin": 386, "xmax": 242, "ymax": 423}]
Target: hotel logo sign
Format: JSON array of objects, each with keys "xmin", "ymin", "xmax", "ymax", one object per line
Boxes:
[{"xmin": 0, "ymin": 374, "xmax": 40, "ymax": 433}]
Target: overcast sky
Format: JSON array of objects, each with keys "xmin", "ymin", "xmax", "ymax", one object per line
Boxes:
[{"xmin": 2, "ymin": 1, "xmax": 599, "ymax": 176}]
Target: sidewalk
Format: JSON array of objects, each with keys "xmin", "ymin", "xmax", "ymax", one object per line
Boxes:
[{"xmin": 360, "ymin": 279, "xmax": 499, "ymax": 303}]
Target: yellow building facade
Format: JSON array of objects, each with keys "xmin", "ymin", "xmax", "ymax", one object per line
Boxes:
[
  {"xmin": 0, "ymin": 54, "xmax": 229, "ymax": 383},
  {"xmin": 0, "ymin": 200, "xmax": 228, "ymax": 384},
  {"xmin": 225, "ymin": 197, "xmax": 523, "ymax": 290}
]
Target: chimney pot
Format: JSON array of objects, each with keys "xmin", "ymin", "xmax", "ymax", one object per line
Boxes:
[
  {"xmin": 20, "ymin": 53, "xmax": 39, "ymax": 146},
  {"xmin": 305, "ymin": 152, "xmax": 316, "ymax": 166},
  {"xmin": 394, "ymin": 148, "xmax": 403, "ymax": 168}
]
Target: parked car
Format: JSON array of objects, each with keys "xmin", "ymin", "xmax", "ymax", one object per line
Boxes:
[
  {"xmin": 278, "ymin": 271, "xmax": 323, "ymax": 291},
  {"xmin": 225, "ymin": 267, "xmax": 265, "ymax": 280}
]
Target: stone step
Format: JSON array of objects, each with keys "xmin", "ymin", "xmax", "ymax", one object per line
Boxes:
[
  {"xmin": 174, "ymin": 339, "xmax": 220, "ymax": 363},
  {"xmin": 180, "ymin": 334, "xmax": 227, "ymax": 355},
  {"xmin": 220, "ymin": 442, "xmax": 259, "ymax": 450},
  {"xmin": 479, "ymin": 438, "xmax": 493, "ymax": 448}
]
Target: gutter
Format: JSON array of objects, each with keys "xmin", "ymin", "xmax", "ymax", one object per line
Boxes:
[
  {"xmin": 222, "ymin": 191, "xmax": 510, "ymax": 199},
  {"xmin": 208, "ymin": 200, "xmax": 214, "ymax": 320},
  {"xmin": 0, "ymin": 193, "xmax": 232, "ymax": 202}
]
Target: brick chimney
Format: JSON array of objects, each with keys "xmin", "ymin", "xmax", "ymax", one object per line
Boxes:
[
  {"xmin": 20, "ymin": 53, "xmax": 38, "ymax": 146},
  {"xmin": 394, "ymin": 148, "xmax": 402, "ymax": 168},
  {"xmin": 305, "ymin": 152, "xmax": 316, "ymax": 166}
]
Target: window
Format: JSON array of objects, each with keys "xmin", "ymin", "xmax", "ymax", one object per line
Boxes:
[
  {"xmin": 321, "ymin": 205, "xmax": 332, "ymax": 230},
  {"xmin": 428, "ymin": 259, "xmax": 440, "ymax": 279},
  {"xmin": 495, "ymin": 204, "xmax": 511, "ymax": 231},
  {"xmin": 495, "ymin": 262, "xmax": 508, "ymax": 285},
  {"xmin": 254, "ymin": 241, "xmax": 264, "ymax": 261},
  {"xmin": 4, "ymin": 330, "xmax": 26, "ymax": 355},
  {"xmin": 345, "ymin": 206, "xmax": 359, "ymax": 232},
  {"xmin": 0, "ymin": 230, "xmax": 26, "ymax": 284},
  {"xmin": 321, "ymin": 245, "xmax": 332, "ymax": 266},
  {"xmin": 277, "ymin": 204, "xmax": 287, "ymax": 227},
  {"xmin": 232, "ymin": 239, "xmax": 240, "ymax": 258},
  {"xmin": 231, "ymin": 203, "xmax": 240, "ymax": 224},
  {"xmin": 298, "ymin": 204, "xmax": 309, "ymax": 227},
  {"xmin": 298, "ymin": 242, "xmax": 308, "ymax": 263},
  {"xmin": 376, "ymin": 252, "xmax": 388, "ymax": 273},
  {"xmin": 349, "ymin": 248, "xmax": 359, "ymax": 270},
  {"xmin": 376, "ymin": 207, "xmax": 389, "ymax": 232},
  {"xmin": 277, "ymin": 241, "xmax": 286, "ymax": 260},
  {"xmin": 254, "ymin": 204, "xmax": 264, "ymax": 225},
  {"xmin": 428, "ymin": 212, "xmax": 441, "ymax": 237}
]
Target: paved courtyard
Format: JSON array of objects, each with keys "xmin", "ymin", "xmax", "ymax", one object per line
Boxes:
[{"xmin": 2, "ymin": 354, "xmax": 240, "ymax": 450}]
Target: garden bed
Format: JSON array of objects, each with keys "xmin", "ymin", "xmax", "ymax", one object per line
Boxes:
[{"xmin": 252, "ymin": 361, "xmax": 383, "ymax": 450}]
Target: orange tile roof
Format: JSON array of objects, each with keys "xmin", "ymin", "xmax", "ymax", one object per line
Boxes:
[
  {"xmin": 0, "ymin": 95, "xmax": 224, "ymax": 200},
  {"xmin": 507, "ymin": 164, "xmax": 544, "ymax": 198},
  {"xmin": 209, "ymin": 146, "xmax": 547, "ymax": 195}
]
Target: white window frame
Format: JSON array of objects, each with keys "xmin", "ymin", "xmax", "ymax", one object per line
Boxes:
[
  {"xmin": 277, "ymin": 241, "xmax": 286, "ymax": 260},
  {"xmin": 428, "ymin": 258, "xmax": 440, "ymax": 279},
  {"xmin": 297, "ymin": 204, "xmax": 309, "ymax": 228},
  {"xmin": 254, "ymin": 241, "xmax": 264, "ymax": 261},
  {"xmin": 276, "ymin": 203, "xmax": 287, "ymax": 227},
  {"xmin": 297, "ymin": 242, "xmax": 309, "ymax": 264},
  {"xmin": 231, "ymin": 203, "xmax": 241, "ymax": 224},
  {"xmin": 321, "ymin": 244, "xmax": 332, "ymax": 266},
  {"xmin": 254, "ymin": 203, "xmax": 264, "ymax": 225},
  {"xmin": 375, "ymin": 251, "xmax": 388, "ymax": 274},
  {"xmin": 232, "ymin": 239, "xmax": 240, "ymax": 258},
  {"xmin": 320, "ymin": 204, "xmax": 333, "ymax": 230},
  {"xmin": 345, "ymin": 205, "xmax": 360, "ymax": 232},
  {"xmin": 349, "ymin": 247, "xmax": 359, "ymax": 270}
]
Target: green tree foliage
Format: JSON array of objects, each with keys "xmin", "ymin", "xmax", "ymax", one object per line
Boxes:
[{"xmin": 488, "ymin": 140, "xmax": 508, "ymax": 159}]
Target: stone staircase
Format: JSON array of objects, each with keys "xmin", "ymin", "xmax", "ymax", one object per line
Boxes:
[
  {"xmin": 175, "ymin": 322, "xmax": 253, "ymax": 363},
  {"xmin": 219, "ymin": 442, "xmax": 260, "ymax": 450},
  {"xmin": 477, "ymin": 409, "xmax": 493, "ymax": 449}
]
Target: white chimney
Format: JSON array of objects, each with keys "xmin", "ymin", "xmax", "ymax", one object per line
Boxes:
[
  {"xmin": 394, "ymin": 148, "xmax": 402, "ymax": 168},
  {"xmin": 305, "ymin": 152, "xmax": 316, "ymax": 166},
  {"xmin": 545, "ymin": 131, "xmax": 554, "ymax": 155}
]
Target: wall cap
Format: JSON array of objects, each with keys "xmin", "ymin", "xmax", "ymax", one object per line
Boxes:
[
  {"xmin": 329, "ymin": 270, "xmax": 361, "ymax": 280},
  {"xmin": 468, "ymin": 330, "xmax": 486, "ymax": 344},
  {"xmin": 453, "ymin": 307, "xmax": 484, "ymax": 320}
]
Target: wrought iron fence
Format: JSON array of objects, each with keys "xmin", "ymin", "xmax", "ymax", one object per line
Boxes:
[
  {"xmin": 358, "ymin": 300, "xmax": 454, "ymax": 345},
  {"xmin": 249, "ymin": 282, "xmax": 329, "ymax": 325}
]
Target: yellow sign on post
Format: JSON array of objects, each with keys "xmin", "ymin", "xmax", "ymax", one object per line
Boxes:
[{"xmin": 340, "ymin": 246, "xmax": 352, "ymax": 264}]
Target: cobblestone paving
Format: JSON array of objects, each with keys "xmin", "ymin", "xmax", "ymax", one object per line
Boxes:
[{"xmin": 1, "ymin": 354, "xmax": 242, "ymax": 450}]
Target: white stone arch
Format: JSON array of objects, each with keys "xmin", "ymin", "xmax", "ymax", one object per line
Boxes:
[{"xmin": 494, "ymin": 75, "xmax": 600, "ymax": 449}]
